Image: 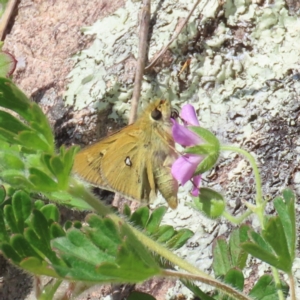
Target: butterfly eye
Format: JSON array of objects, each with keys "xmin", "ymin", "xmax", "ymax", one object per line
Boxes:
[{"xmin": 151, "ymin": 108, "xmax": 162, "ymax": 120}]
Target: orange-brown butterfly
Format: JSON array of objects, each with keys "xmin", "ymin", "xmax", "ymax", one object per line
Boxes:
[{"xmin": 73, "ymin": 99, "xmax": 179, "ymax": 209}]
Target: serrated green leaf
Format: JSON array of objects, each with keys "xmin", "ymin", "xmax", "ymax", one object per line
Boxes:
[
  {"xmin": 40, "ymin": 204, "xmax": 59, "ymax": 222},
  {"xmin": 18, "ymin": 131, "xmax": 50, "ymax": 152},
  {"xmin": 4, "ymin": 204, "xmax": 19, "ymax": 233},
  {"xmin": 31, "ymin": 209, "xmax": 51, "ymax": 242},
  {"xmin": 25, "ymin": 227, "xmax": 64, "ymax": 266},
  {"xmin": 0, "ymin": 151, "xmax": 24, "ymax": 170},
  {"xmin": 1, "ymin": 170, "xmax": 34, "ymax": 190},
  {"xmin": 130, "ymin": 206, "xmax": 150, "ymax": 228},
  {"xmin": 46, "ymin": 190, "xmax": 93, "ymax": 210},
  {"xmin": 120, "ymin": 222, "xmax": 158, "ymax": 268},
  {"xmin": 20, "ymin": 257, "xmax": 59, "ymax": 278},
  {"xmin": 213, "ymin": 238, "xmax": 231, "ymax": 277},
  {"xmin": 262, "ymin": 216, "xmax": 292, "ymax": 272},
  {"xmin": 86, "ymin": 215, "xmax": 121, "ymax": 255},
  {"xmin": 156, "ymin": 225, "xmax": 175, "ymax": 243},
  {"xmin": 0, "ymin": 78, "xmax": 54, "ymax": 150},
  {"xmin": 1, "ymin": 242, "xmax": 21, "ymax": 263},
  {"xmin": 49, "ymin": 156, "xmax": 65, "ymax": 185},
  {"xmin": 10, "ymin": 234, "xmax": 42, "ymax": 259},
  {"xmin": 0, "ymin": 110, "xmax": 31, "ymax": 135},
  {"xmin": 193, "ymin": 188, "xmax": 225, "ymax": 219},
  {"xmin": 249, "ymin": 274, "xmax": 289, "ymax": 300},
  {"xmin": 146, "ymin": 206, "xmax": 167, "ymax": 235},
  {"xmin": 12, "ymin": 190, "xmax": 32, "ymax": 232},
  {"xmin": 229, "ymin": 225, "xmax": 250, "ymax": 270},
  {"xmin": 29, "ymin": 168, "xmax": 58, "ymax": 192},
  {"xmin": 166, "ymin": 229, "xmax": 193, "ymax": 250}
]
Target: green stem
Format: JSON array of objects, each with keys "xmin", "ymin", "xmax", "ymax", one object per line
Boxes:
[
  {"xmin": 162, "ymin": 270, "xmax": 252, "ymax": 300},
  {"xmin": 220, "ymin": 145, "xmax": 265, "ymax": 228},
  {"xmin": 220, "ymin": 146, "xmax": 285, "ymax": 299},
  {"xmin": 271, "ymin": 267, "xmax": 285, "ymax": 300},
  {"xmin": 288, "ymin": 272, "xmax": 296, "ymax": 300},
  {"xmin": 222, "ymin": 209, "xmax": 252, "ymax": 224}
]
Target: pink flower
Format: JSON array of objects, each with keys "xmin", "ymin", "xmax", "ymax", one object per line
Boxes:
[{"xmin": 171, "ymin": 104, "xmax": 203, "ymax": 196}]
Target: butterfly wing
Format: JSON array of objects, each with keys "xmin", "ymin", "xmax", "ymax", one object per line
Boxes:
[{"xmin": 73, "ymin": 125, "xmax": 154, "ymax": 202}]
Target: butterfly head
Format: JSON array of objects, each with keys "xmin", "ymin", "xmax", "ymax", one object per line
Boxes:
[{"xmin": 147, "ymin": 99, "xmax": 176, "ymax": 124}]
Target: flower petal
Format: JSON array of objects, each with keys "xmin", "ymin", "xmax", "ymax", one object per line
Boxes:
[
  {"xmin": 181, "ymin": 104, "xmax": 199, "ymax": 126},
  {"xmin": 191, "ymin": 175, "xmax": 201, "ymax": 196},
  {"xmin": 171, "ymin": 154, "xmax": 203, "ymax": 185},
  {"xmin": 172, "ymin": 119, "xmax": 202, "ymax": 146}
]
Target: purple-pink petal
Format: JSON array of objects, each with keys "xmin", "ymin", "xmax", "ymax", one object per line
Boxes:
[
  {"xmin": 181, "ymin": 104, "xmax": 200, "ymax": 126},
  {"xmin": 172, "ymin": 119, "xmax": 202, "ymax": 147},
  {"xmin": 191, "ymin": 175, "xmax": 201, "ymax": 196},
  {"xmin": 171, "ymin": 154, "xmax": 203, "ymax": 185}
]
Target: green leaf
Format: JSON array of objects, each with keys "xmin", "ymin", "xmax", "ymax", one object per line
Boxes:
[
  {"xmin": 18, "ymin": 131, "xmax": 50, "ymax": 152},
  {"xmin": 241, "ymin": 242, "xmax": 282, "ymax": 271},
  {"xmin": 4, "ymin": 204, "xmax": 19, "ymax": 233},
  {"xmin": 130, "ymin": 206, "xmax": 149, "ymax": 228},
  {"xmin": 190, "ymin": 127, "xmax": 220, "ymax": 148},
  {"xmin": 128, "ymin": 291, "xmax": 156, "ymax": 300},
  {"xmin": 274, "ymin": 190, "xmax": 295, "ymax": 261},
  {"xmin": 123, "ymin": 204, "xmax": 131, "ymax": 218},
  {"xmin": 249, "ymin": 275, "xmax": 289, "ymax": 300},
  {"xmin": 229, "ymin": 225, "xmax": 250, "ymax": 270},
  {"xmin": 181, "ymin": 279, "xmax": 215, "ymax": 300},
  {"xmin": 0, "ymin": 185, "xmax": 6, "ymax": 204},
  {"xmin": 20, "ymin": 257, "xmax": 59, "ymax": 278},
  {"xmin": 262, "ymin": 216, "xmax": 292, "ymax": 272},
  {"xmin": 0, "ymin": 110, "xmax": 31, "ymax": 136},
  {"xmin": 40, "ymin": 204, "xmax": 60, "ymax": 222},
  {"xmin": 12, "ymin": 190, "xmax": 32, "ymax": 232},
  {"xmin": 1, "ymin": 243, "xmax": 21, "ymax": 263},
  {"xmin": 49, "ymin": 156, "xmax": 66, "ymax": 186},
  {"xmin": 86, "ymin": 215, "xmax": 121, "ymax": 256},
  {"xmin": 213, "ymin": 238, "xmax": 231, "ymax": 277},
  {"xmin": 155, "ymin": 225, "xmax": 175, "ymax": 243},
  {"xmin": 0, "ymin": 151, "xmax": 25, "ymax": 170},
  {"xmin": 195, "ymin": 151, "xmax": 220, "ymax": 174},
  {"xmin": 29, "ymin": 168, "xmax": 58, "ymax": 192},
  {"xmin": 224, "ymin": 268, "xmax": 244, "ymax": 291},
  {"xmin": 146, "ymin": 206, "xmax": 167, "ymax": 235},
  {"xmin": 10, "ymin": 234, "xmax": 42, "ymax": 259},
  {"xmin": 192, "ymin": 188, "xmax": 225, "ymax": 219},
  {"xmin": 1, "ymin": 170, "xmax": 34, "ymax": 190},
  {"xmin": 0, "ymin": 78, "xmax": 54, "ymax": 151},
  {"xmin": 0, "ymin": 208, "xmax": 9, "ymax": 242},
  {"xmin": 50, "ymin": 223, "xmax": 65, "ymax": 239},
  {"xmin": 166, "ymin": 229, "xmax": 193, "ymax": 250}
]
